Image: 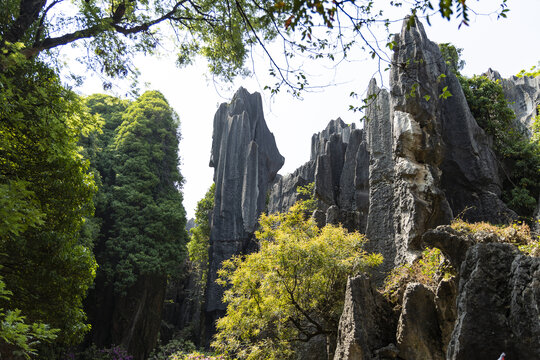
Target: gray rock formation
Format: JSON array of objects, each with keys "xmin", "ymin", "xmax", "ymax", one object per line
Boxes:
[
  {"xmin": 363, "ymin": 18, "xmax": 514, "ymax": 276},
  {"xmin": 364, "ymin": 81, "xmax": 396, "ymax": 277},
  {"xmin": 396, "ymin": 283, "xmax": 444, "ymax": 360},
  {"xmin": 434, "ymin": 279, "xmax": 457, "ymax": 355},
  {"xmin": 205, "ymin": 88, "xmax": 283, "ymax": 321},
  {"xmin": 334, "ymin": 275, "xmax": 397, "ymax": 360},
  {"xmin": 268, "ymin": 118, "xmax": 370, "ymax": 232},
  {"xmin": 447, "ymin": 243, "xmax": 540, "ymax": 360},
  {"xmin": 389, "ymin": 18, "xmax": 453, "ymax": 264},
  {"xmin": 485, "ymin": 68, "xmax": 540, "ymax": 138},
  {"xmin": 267, "ymin": 161, "xmax": 316, "ymax": 214}
]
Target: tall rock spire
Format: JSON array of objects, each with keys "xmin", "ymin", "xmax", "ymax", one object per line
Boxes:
[{"xmin": 205, "ymin": 87, "xmax": 284, "ymax": 331}]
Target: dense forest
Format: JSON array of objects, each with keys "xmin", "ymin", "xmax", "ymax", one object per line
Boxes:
[{"xmin": 1, "ymin": 0, "xmax": 539, "ymax": 359}]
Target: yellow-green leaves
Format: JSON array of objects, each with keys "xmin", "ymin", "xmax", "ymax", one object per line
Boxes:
[{"xmin": 213, "ymin": 200, "xmax": 381, "ymax": 359}]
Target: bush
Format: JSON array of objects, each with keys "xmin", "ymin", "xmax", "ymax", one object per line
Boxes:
[
  {"xmin": 451, "ymin": 219, "xmax": 539, "ymax": 257},
  {"xmin": 382, "ymin": 248, "xmax": 454, "ymax": 305}
]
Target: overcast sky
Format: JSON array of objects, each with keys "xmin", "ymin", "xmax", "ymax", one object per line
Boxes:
[{"xmin": 74, "ymin": 0, "xmax": 540, "ymax": 219}]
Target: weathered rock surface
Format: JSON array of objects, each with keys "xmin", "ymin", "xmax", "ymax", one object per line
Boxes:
[
  {"xmin": 389, "ymin": 18, "xmax": 453, "ymax": 264},
  {"xmin": 161, "ymin": 262, "xmax": 205, "ymax": 346},
  {"xmin": 486, "ymin": 68, "xmax": 540, "ymax": 138},
  {"xmin": 364, "ymin": 80, "xmax": 396, "ymax": 278},
  {"xmin": 205, "ymin": 87, "xmax": 283, "ymax": 322},
  {"xmin": 396, "ymin": 283, "xmax": 444, "ymax": 360},
  {"xmin": 267, "ymin": 161, "xmax": 315, "ymax": 214},
  {"xmin": 363, "ymin": 19, "xmax": 514, "ymax": 277},
  {"xmin": 268, "ymin": 118, "xmax": 370, "ymax": 232},
  {"xmin": 447, "ymin": 243, "xmax": 540, "ymax": 360},
  {"xmin": 434, "ymin": 279, "xmax": 457, "ymax": 355},
  {"xmin": 334, "ymin": 275, "xmax": 397, "ymax": 360},
  {"xmin": 422, "ymin": 226, "xmax": 475, "ymax": 271}
]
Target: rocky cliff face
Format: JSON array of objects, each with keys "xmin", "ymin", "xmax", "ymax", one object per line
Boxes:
[
  {"xmin": 86, "ymin": 274, "xmax": 166, "ymax": 360},
  {"xmin": 193, "ymin": 17, "xmax": 539, "ymax": 360},
  {"xmin": 268, "ymin": 119, "xmax": 370, "ymax": 232},
  {"xmin": 362, "ymin": 18, "xmax": 514, "ymax": 276},
  {"xmin": 486, "ymin": 68, "xmax": 540, "ymax": 138},
  {"xmin": 205, "ymin": 87, "xmax": 284, "ymax": 327}
]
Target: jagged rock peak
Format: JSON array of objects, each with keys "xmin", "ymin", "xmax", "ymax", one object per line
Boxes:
[
  {"xmin": 206, "ymin": 87, "xmax": 283, "ymax": 316},
  {"xmin": 485, "ymin": 68, "xmax": 540, "ymax": 138},
  {"xmin": 268, "ymin": 117, "xmax": 369, "ymax": 232},
  {"xmin": 311, "ymin": 118, "xmax": 356, "ymax": 160}
]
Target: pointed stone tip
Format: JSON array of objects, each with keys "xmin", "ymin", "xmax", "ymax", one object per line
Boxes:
[
  {"xmin": 367, "ymin": 78, "xmax": 379, "ymax": 95},
  {"xmin": 400, "ymin": 15, "xmax": 427, "ymax": 39}
]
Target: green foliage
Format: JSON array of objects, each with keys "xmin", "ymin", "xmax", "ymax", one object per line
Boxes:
[
  {"xmin": 382, "ymin": 248, "xmax": 454, "ymax": 304},
  {"xmin": 450, "ymin": 219, "xmax": 534, "ymax": 245},
  {"xmin": 86, "ymin": 91, "xmax": 189, "ymax": 293},
  {"xmin": 0, "ymin": 275, "xmax": 58, "ymax": 359},
  {"xmin": 187, "ymin": 183, "xmax": 216, "ymax": 286},
  {"xmin": 531, "ymin": 105, "xmax": 540, "ymax": 145},
  {"xmin": 0, "ymin": 51, "xmax": 99, "ymax": 349},
  {"xmin": 516, "ymin": 62, "xmax": 540, "ymax": 78},
  {"xmin": 438, "ymin": 43, "xmax": 465, "ymax": 74},
  {"xmin": 1, "ymin": 0, "xmax": 509, "ymax": 95},
  {"xmin": 295, "ymin": 182, "xmax": 317, "ymax": 213},
  {"xmin": 450, "ymin": 218, "xmax": 539, "ymax": 256},
  {"xmin": 212, "ymin": 200, "xmax": 382, "ymax": 359},
  {"xmin": 459, "ymin": 75, "xmax": 540, "ymax": 217},
  {"xmin": 150, "ymin": 338, "xmax": 228, "ymax": 360}
]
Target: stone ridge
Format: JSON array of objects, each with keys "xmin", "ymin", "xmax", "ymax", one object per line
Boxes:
[{"xmin": 268, "ymin": 118, "xmax": 370, "ymax": 232}]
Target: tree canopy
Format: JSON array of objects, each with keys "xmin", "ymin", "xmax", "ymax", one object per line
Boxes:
[
  {"xmin": 212, "ymin": 199, "xmax": 382, "ymax": 360},
  {"xmin": 187, "ymin": 182, "xmax": 215, "ymax": 286},
  {"xmin": 0, "ymin": 50, "xmax": 100, "ymax": 355},
  {"xmin": 85, "ymin": 91, "xmax": 188, "ymax": 293},
  {"xmin": 1, "ymin": 0, "xmax": 509, "ymax": 93}
]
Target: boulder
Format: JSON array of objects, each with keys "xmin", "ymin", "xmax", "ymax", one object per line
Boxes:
[
  {"xmin": 396, "ymin": 283, "xmax": 444, "ymax": 360},
  {"xmin": 334, "ymin": 275, "xmax": 397, "ymax": 360},
  {"xmin": 447, "ymin": 243, "xmax": 540, "ymax": 360}
]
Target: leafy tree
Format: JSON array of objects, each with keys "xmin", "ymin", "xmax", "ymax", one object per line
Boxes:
[
  {"xmin": 0, "ymin": 47, "xmax": 99, "ymax": 352},
  {"xmin": 212, "ymin": 200, "xmax": 382, "ymax": 360},
  {"xmin": 1, "ymin": 0, "xmax": 509, "ymax": 93},
  {"xmin": 438, "ymin": 43, "xmax": 465, "ymax": 74},
  {"xmin": 98, "ymin": 90, "xmax": 188, "ymax": 293},
  {"xmin": 517, "ymin": 62, "xmax": 540, "ymax": 78},
  {"xmin": 0, "ymin": 274, "xmax": 58, "ymax": 359},
  {"xmin": 187, "ymin": 183, "xmax": 215, "ymax": 286},
  {"xmin": 80, "ymin": 94, "xmax": 130, "ymax": 250}
]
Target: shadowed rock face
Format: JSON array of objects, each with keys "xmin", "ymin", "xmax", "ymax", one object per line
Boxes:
[
  {"xmin": 397, "ymin": 283, "xmax": 444, "ymax": 360},
  {"xmin": 447, "ymin": 243, "xmax": 540, "ymax": 360},
  {"xmin": 333, "ymin": 275, "xmax": 397, "ymax": 360},
  {"xmin": 205, "ymin": 87, "xmax": 283, "ymax": 319}
]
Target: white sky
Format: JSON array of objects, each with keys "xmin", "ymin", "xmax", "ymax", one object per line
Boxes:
[{"xmin": 73, "ymin": 0, "xmax": 540, "ymax": 219}]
